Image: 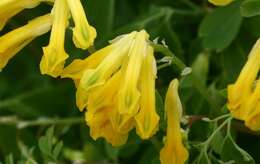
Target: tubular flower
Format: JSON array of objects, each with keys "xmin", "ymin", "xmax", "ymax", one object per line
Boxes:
[
  {"xmin": 0, "ymin": 0, "xmax": 44, "ymax": 31},
  {"xmin": 160, "ymin": 79, "xmax": 189, "ymax": 164},
  {"xmin": 40, "ymin": 0, "xmax": 69, "ymax": 77},
  {"xmin": 227, "ymin": 39, "xmax": 260, "ymax": 131},
  {"xmin": 66, "ymin": 0, "xmax": 96, "ymax": 49},
  {"xmin": 40, "ymin": 0, "xmax": 96, "ymax": 77},
  {"xmin": 0, "ymin": 0, "xmax": 96, "ymax": 77},
  {"xmin": 245, "ymin": 80, "xmax": 260, "ymax": 131},
  {"xmin": 0, "ymin": 14, "xmax": 52, "ymax": 70},
  {"xmin": 62, "ymin": 30, "xmax": 160, "ymax": 145},
  {"xmin": 135, "ymin": 46, "xmax": 159, "ymax": 139},
  {"xmin": 208, "ymin": 0, "xmax": 234, "ymax": 6}
]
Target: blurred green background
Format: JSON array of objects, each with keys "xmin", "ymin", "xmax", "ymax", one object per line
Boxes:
[{"xmin": 0, "ymin": 0, "xmax": 260, "ymax": 163}]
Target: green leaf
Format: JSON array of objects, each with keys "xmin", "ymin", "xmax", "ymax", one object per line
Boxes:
[
  {"xmin": 38, "ymin": 126, "xmax": 54, "ymax": 157},
  {"xmin": 199, "ymin": 0, "xmax": 242, "ymax": 50},
  {"xmin": 210, "ymin": 130, "xmax": 225, "ymax": 154},
  {"xmin": 53, "ymin": 141, "xmax": 63, "ymax": 160},
  {"xmin": 105, "ymin": 142, "xmax": 119, "ymax": 161},
  {"xmin": 220, "ymin": 134, "xmax": 255, "ymax": 164},
  {"xmin": 5, "ymin": 154, "xmax": 14, "ymax": 164},
  {"xmin": 241, "ymin": 0, "xmax": 260, "ymax": 17},
  {"xmin": 191, "ymin": 53, "xmax": 209, "ymax": 86}
]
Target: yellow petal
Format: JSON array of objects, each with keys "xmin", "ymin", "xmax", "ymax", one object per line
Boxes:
[
  {"xmin": 118, "ymin": 30, "xmax": 149, "ymax": 115},
  {"xmin": 75, "ymin": 85, "xmax": 89, "ymax": 112},
  {"xmin": 0, "ymin": 39, "xmax": 33, "ymax": 71},
  {"xmin": 208, "ymin": 0, "xmax": 233, "ymax": 6},
  {"xmin": 85, "ymin": 107, "xmax": 128, "ymax": 146},
  {"xmin": 76, "ymin": 67, "xmax": 120, "ymax": 112},
  {"xmin": 0, "ymin": 14, "xmax": 52, "ymax": 70},
  {"xmin": 0, "ymin": 0, "xmax": 41, "ymax": 15},
  {"xmin": 160, "ymin": 79, "xmax": 189, "ymax": 164},
  {"xmin": 61, "ymin": 45, "xmax": 112, "ymax": 80},
  {"xmin": 110, "ymin": 104, "xmax": 135, "ymax": 134},
  {"xmin": 227, "ymin": 39, "xmax": 260, "ymax": 120},
  {"xmin": 66, "ymin": 0, "xmax": 96, "ymax": 49},
  {"xmin": 0, "ymin": 10, "xmax": 20, "ymax": 31},
  {"xmin": 245, "ymin": 80, "xmax": 260, "ymax": 131},
  {"xmin": 40, "ymin": 0, "xmax": 69, "ymax": 77},
  {"xmin": 87, "ymin": 71, "xmax": 121, "ymax": 113},
  {"xmin": 135, "ymin": 46, "xmax": 159, "ymax": 139},
  {"xmin": 0, "ymin": 0, "xmax": 45, "ymax": 31},
  {"xmin": 79, "ymin": 31, "xmax": 137, "ymax": 92}
]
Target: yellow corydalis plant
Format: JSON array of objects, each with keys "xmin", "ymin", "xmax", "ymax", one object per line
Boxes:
[
  {"xmin": 160, "ymin": 79, "xmax": 189, "ymax": 164},
  {"xmin": 208, "ymin": 0, "xmax": 234, "ymax": 6},
  {"xmin": 0, "ymin": 0, "xmax": 96, "ymax": 77},
  {"xmin": 62, "ymin": 30, "xmax": 160, "ymax": 145},
  {"xmin": 0, "ymin": 14, "xmax": 52, "ymax": 70},
  {"xmin": 228, "ymin": 39, "xmax": 260, "ymax": 131}
]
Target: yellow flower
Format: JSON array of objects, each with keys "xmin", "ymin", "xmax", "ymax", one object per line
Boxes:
[
  {"xmin": 66, "ymin": 0, "xmax": 96, "ymax": 49},
  {"xmin": 62, "ymin": 45, "xmax": 112, "ymax": 81},
  {"xmin": 40, "ymin": 0, "xmax": 69, "ymax": 77},
  {"xmin": 0, "ymin": 0, "xmax": 46, "ymax": 31},
  {"xmin": 0, "ymin": 0, "xmax": 96, "ymax": 77},
  {"xmin": 117, "ymin": 31, "xmax": 148, "ymax": 116},
  {"xmin": 135, "ymin": 46, "xmax": 159, "ymax": 139},
  {"xmin": 227, "ymin": 39, "xmax": 260, "ymax": 120},
  {"xmin": 85, "ymin": 107, "xmax": 128, "ymax": 147},
  {"xmin": 62, "ymin": 30, "xmax": 159, "ymax": 143},
  {"xmin": 208, "ymin": 0, "xmax": 234, "ymax": 6},
  {"xmin": 245, "ymin": 80, "xmax": 260, "ymax": 131},
  {"xmin": 79, "ymin": 32, "xmax": 137, "ymax": 92},
  {"xmin": 160, "ymin": 79, "xmax": 189, "ymax": 164},
  {"xmin": 0, "ymin": 14, "xmax": 52, "ymax": 70},
  {"xmin": 85, "ymin": 71, "xmax": 130, "ymax": 146}
]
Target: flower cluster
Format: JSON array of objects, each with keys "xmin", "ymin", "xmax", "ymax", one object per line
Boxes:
[
  {"xmin": 0, "ymin": 0, "xmax": 96, "ymax": 77},
  {"xmin": 228, "ymin": 39, "xmax": 260, "ymax": 131},
  {"xmin": 62, "ymin": 30, "xmax": 159, "ymax": 145},
  {"xmin": 62, "ymin": 30, "xmax": 188, "ymax": 163}
]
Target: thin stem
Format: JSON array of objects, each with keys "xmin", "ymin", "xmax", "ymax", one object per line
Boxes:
[
  {"xmin": 0, "ymin": 116, "xmax": 83, "ymax": 129},
  {"xmin": 152, "ymin": 43, "xmax": 187, "ymax": 70},
  {"xmin": 157, "ymin": 62, "xmax": 172, "ymax": 70},
  {"xmin": 205, "ymin": 117, "xmax": 232, "ymax": 145},
  {"xmin": 203, "ymin": 113, "xmax": 231, "ymax": 122}
]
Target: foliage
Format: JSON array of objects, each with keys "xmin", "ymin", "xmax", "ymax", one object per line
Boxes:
[{"xmin": 0, "ymin": 0, "xmax": 260, "ymax": 163}]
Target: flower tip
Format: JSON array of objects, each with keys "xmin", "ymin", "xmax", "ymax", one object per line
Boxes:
[
  {"xmin": 72, "ymin": 25, "xmax": 97, "ymax": 50},
  {"xmin": 135, "ymin": 120, "xmax": 159, "ymax": 140},
  {"xmin": 208, "ymin": 0, "xmax": 233, "ymax": 6},
  {"xmin": 40, "ymin": 46, "xmax": 69, "ymax": 78}
]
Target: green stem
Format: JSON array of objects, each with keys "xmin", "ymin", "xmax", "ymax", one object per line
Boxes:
[
  {"xmin": 205, "ymin": 117, "xmax": 232, "ymax": 146},
  {"xmin": 152, "ymin": 43, "xmax": 187, "ymax": 70},
  {"xmin": 0, "ymin": 116, "xmax": 83, "ymax": 129},
  {"xmin": 204, "ymin": 113, "xmax": 231, "ymax": 122}
]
